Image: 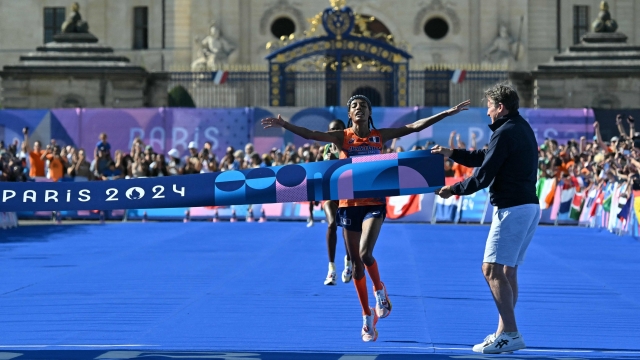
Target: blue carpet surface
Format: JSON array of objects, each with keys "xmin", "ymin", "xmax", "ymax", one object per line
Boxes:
[{"xmin": 0, "ymin": 222, "xmax": 639, "ymax": 360}]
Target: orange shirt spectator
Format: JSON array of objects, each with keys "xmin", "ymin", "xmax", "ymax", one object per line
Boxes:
[
  {"xmin": 45, "ymin": 154, "xmax": 65, "ymax": 182},
  {"xmin": 452, "ymin": 162, "xmax": 473, "ymax": 178},
  {"xmin": 29, "ymin": 150, "xmax": 46, "ymax": 177}
]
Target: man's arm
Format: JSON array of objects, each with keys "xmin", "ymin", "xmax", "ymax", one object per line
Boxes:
[
  {"xmin": 450, "ymin": 133, "xmax": 510, "ymax": 196},
  {"xmin": 628, "ymin": 116, "xmax": 635, "ymax": 139},
  {"xmin": 449, "ymin": 148, "xmax": 488, "ymax": 168},
  {"xmin": 594, "ymin": 121, "xmax": 609, "ymax": 152},
  {"xmin": 431, "ymin": 144, "xmax": 487, "ymax": 167},
  {"xmin": 23, "ymin": 129, "xmax": 30, "ymax": 152},
  {"xmin": 448, "ymin": 131, "xmax": 456, "ymax": 149},
  {"xmin": 616, "ymin": 114, "xmax": 627, "ymax": 138}
]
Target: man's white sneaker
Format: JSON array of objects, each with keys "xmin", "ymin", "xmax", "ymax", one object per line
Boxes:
[
  {"xmin": 472, "ymin": 333, "xmax": 496, "ymax": 352},
  {"xmin": 324, "ymin": 269, "xmax": 336, "ymax": 285},
  {"xmin": 307, "ymin": 219, "xmax": 314, "ymax": 227},
  {"xmin": 342, "ymin": 256, "xmax": 353, "ymax": 283},
  {"xmin": 373, "ymin": 282, "xmax": 392, "ymax": 318},
  {"xmin": 361, "ymin": 307, "xmax": 379, "ymax": 342},
  {"xmin": 481, "ymin": 332, "xmax": 525, "ymax": 354}
]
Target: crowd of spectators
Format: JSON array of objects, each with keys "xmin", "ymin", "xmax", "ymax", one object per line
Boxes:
[
  {"xmin": 539, "ymin": 115, "xmax": 640, "ymax": 191},
  {"xmin": 2, "ymin": 116, "xmax": 639, "ymax": 192}
]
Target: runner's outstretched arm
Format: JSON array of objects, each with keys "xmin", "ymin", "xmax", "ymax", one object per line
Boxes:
[
  {"xmin": 262, "ymin": 114, "xmax": 343, "ymax": 147},
  {"xmin": 378, "ymin": 100, "xmax": 471, "ymax": 141}
]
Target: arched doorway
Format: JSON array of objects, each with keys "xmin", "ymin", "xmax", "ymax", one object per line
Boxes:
[{"xmin": 266, "ymin": 4, "xmax": 411, "ymax": 107}]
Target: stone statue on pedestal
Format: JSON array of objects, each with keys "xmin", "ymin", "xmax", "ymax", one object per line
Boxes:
[
  {"xmin": 61, "ymin": 2, "xmax": 89, "ymax": 33},
  {"xmin": 482, "ymin": 25, "xmax": 522, "ymax": 65},
  {"xmin": 592, "ymin": 1, "xmax": 618, "ymax": 33},
  {"xmin": 191, "ymin": 23, "xmax": 237, "ymax": 71}
]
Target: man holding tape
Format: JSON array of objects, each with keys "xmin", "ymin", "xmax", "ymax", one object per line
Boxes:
[{"xmin": 432, "ymin": 83, "xmax": 539, "ymax": 354}]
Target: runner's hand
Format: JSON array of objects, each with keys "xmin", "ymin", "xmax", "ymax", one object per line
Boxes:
[
  {"xmin": 446, "ymin": 100, "xmax": 471, "ymax": 116},
  {"xmin": 261, "ymin": 114, "xmax": 286, "ymax": 129}
]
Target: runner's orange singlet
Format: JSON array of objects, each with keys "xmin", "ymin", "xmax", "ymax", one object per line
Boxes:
[{"xmin": 339, "ymin": 128, "xmax": 385, "ymax": 208}]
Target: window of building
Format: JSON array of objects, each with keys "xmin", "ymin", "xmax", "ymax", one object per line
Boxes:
[
  {"xmin": 133, "ymin": 7, "xmax": 149, "ymax": 49},
  {"xmin": 424, "ymin": 17, "xmax": 449, "ymax": 40},
  {"xmin": 271, "ymin": 17, "xmax": 295, "ymax": 38},
  {"xmin": 44, "ymin": 7, "xmax": 66, "ymax": 44},
  {"xmin": 573, "ymin": 6, "xmax": 589, "ymax": 44}
]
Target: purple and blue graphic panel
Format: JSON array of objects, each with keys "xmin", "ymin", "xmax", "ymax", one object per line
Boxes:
[
  {"xmin": 1, "ymin": 107, "xmax": 596, "ymax": 162},
  {"xmin": 0, "ymin": 109, "xmax": 50, "ymax": 147}
]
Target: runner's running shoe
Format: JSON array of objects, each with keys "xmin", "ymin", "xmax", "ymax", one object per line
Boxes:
[
  {"xmin": 374, "ymin": 281, "xmax": 392, "ymax": 318},
  {"xmin": 324, "ymin": 269, "xmax": 336, "ymax": 285},
  {"xmin": 361, "ymin": 307, "xmax": 379, "ymax": 342},
  {"xmin": 342, "ymin": 255, "xmax": 352, "ymax": 283}
]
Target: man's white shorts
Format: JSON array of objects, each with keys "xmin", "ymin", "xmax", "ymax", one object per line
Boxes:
[{"xmin": 484, "ymin": 203, "xmax": 540, "ymax": 267}]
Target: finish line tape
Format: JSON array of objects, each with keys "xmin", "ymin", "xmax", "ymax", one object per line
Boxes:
[{"xmin": 0, "ymin": 150, "xmax": 444, "ymax": 212}]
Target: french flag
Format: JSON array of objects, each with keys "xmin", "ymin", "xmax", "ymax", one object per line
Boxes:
[
  {"xmin": 212, "ymin": 70, "xmax": 229, "ymax": 85},
  {"xmin": 451, "ymin": 69, "xmax": 466, "ymax": 84}
]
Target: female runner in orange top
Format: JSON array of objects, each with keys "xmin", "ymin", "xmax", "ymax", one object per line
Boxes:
[{"xmin": 262, "ymin": 95, "xmax": 470, "ymax": 342}]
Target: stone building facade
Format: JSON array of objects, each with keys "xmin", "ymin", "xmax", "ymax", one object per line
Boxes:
[{"xmin": 1, "ymin": 0, "xmax": 639, "ymax": 72}]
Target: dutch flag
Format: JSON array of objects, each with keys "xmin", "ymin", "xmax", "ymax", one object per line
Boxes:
[
  {"xmin": 211, "ymin": 70, "xmax": 229, "ymax": 85},
  {"xmin": 451, "ymin": 69, "xmax": 466, "ymax": 84}
]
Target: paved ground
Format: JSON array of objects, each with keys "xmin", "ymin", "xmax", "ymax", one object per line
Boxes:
[{"xmin": 0, "ymin": 223, "xmax": 639, "ymax": 359}]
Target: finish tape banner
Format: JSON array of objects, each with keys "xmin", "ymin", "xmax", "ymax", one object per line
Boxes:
[{"xmin": 0, "ymin": 151, "xmax": 444, "ymax": 212}]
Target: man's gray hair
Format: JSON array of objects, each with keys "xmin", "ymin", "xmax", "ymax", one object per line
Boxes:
[{"xmin": 484, "ymin": 83, "xmax": 519, "ymax": 113}]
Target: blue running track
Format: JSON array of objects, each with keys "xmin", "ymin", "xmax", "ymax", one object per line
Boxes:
[{"xmin": 0, "ymin": 222, "xmax": 639, "ymax": 360}]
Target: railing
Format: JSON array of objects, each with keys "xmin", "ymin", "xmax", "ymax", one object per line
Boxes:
[
  {"xmin": 169, "ymin": 72, "xmax": 270, "ymax": 108},
  {"xmin": 169, "ymin": 69, "xmax": 508, "ymax": 108}
]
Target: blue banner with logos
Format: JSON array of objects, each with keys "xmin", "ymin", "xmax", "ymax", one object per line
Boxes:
[{"xmin": 0, "ymin": 150, "xmax": 444, "ymax": 212}]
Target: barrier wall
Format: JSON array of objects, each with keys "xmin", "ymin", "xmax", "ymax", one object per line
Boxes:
[
  {"xmin": 5, "ymin": 106, "xmax": 635, "ymax": 235},
  {"xmin": 14, "ymin": 178, "xmax": 637, "ymax": 239},
  {"xmin": 0, "ymin": 107, "xmax": 595, "ymax": 161}
]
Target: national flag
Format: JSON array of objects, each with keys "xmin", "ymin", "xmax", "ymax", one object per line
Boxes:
[
  {"xmin": 606, "ymin": 183, "xmax": 624, "ymax": 232},
  {"xmin": 434, "ymin": 177, "xmax": 464, "ymax": 222},
  {"xmin": 386, "ymin": 194, "xmax": 422, "ymax": 220},
  {"xmin": 569, "ymin": 192, "xmax": 584, "ymax": 220},
  {"xmin": 602, "ymin": 193, "xmax": 612, "ymax": 212},
  {"xmin": 573, "ymin": 176, "xmax": 585, "ymax": 190},
  {"xmin": 558, "ymin": 184, "xmax": 575, "ymax": 215},
  {"xmin": 536, "ymin": 178, "xmax": 545, "ymax": 198},
  {"xmin": 435, "ymin": 195, "xmax": 460, "ymax": 222},
  {"xmin": 451, "ymin": 69, "xmax": 466, "ymax": 84},
  {"xmin": 537, "ymin": 178, "xmax": 556, "ymax": 210},
  {"xmin": 368, "ymin": 136, "xmax": 381, "ymax": 143},
  {"xmin": 633, "ymin": 190, "xmax": 640, "ymax": 227},
  {"xmin": 617, "ymin": 193, "xmax": 631, "ymax": 221},
  {"xmin": 579, "ymin": 188, "xmax": 597, "ymax": 222},
  {"xmin": 549, "ymin": 183, "xmax": 563, "ymax": 220},
  {"xmin": 590, "ymin": 190, "xmax": 603, "ymax": 218},
  {"xmin": 212, "ymin": 70, "xmax": 229, "ymax": 85}
]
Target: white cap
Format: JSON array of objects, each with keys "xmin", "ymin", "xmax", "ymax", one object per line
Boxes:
[
  {"xmin": 168, "ymin": 148, "xmax": 180, "ymax": 158},
  {"xmin": 611, "ymin": 136, "xmax": 620, "ymax": 142},
  {"xmin": 188, "ymin": 141, "xmax": 197, "ymax": 149}
]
